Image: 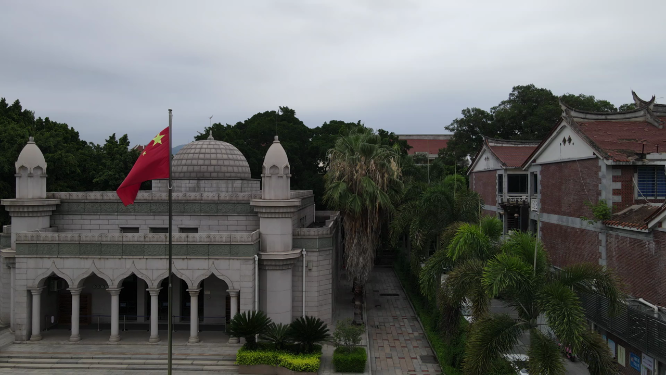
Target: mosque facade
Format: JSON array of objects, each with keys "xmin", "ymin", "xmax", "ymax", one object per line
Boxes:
[{"xmin": 0, "ymin": 134, "xmax": 341, "ymax": 343}]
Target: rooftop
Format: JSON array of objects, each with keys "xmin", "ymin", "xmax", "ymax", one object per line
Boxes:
[{"xmin": 486, "ymin": 138, "xmax": 540, "ymax": 168}]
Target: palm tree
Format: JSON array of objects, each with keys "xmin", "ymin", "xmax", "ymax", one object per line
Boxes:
[
  {"xmin": 462, "ymin": 231, "xmax": 624, "ymax": 375},
  {"xmin": 324, "ymin": 128, "xmax": 403, "ymax": 323},
  {"xmin": 419, "ymin": 216, "xmax": 503, "ymax": 339}
]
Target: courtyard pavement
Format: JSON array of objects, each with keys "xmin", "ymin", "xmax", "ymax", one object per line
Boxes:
[{"xmin": 366, "ymin": 266, "xmax": 442, "ymax": 375}]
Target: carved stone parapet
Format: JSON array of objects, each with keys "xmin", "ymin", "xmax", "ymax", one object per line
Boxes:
[
  {"xmin": 258, "ymin": 249, "xmax": 302, "ymax": 270},
  {"xmin": 1, "ymin": 199, "xmax": 60, "ymax": 217},
  {"xmin": 250, "ymin": 199, "xmax": 300, "ymax": 218}
]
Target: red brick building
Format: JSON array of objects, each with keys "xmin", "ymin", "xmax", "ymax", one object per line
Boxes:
[
  {"xmin": 469, "ymin": 92, "xmax": 666, "ymax": 374},
  {"xmin": 397, "ymin": 134, "xmax": 451, "ymax": 161}
]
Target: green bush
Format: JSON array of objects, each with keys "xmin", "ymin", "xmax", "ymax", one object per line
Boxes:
[
  {"xmin": 228, "ymin": 310, "xmax": 272, "ymax": 349},
  {"xmin": 288, "ymin": 316, "xmax": 330, "ymax": 353},
  {"xmin": 333, "ymin": 347, "xmax": 367, "ymax": 373},
  {"xmin": 332, "ymin": 318, "xmax": 365, "ymax": 353},
  {"xmin": 261, "ymin": 323, "xmax": 292, "ymax": 350},
  {"xmin": 236, "ymin": 344, "xmax": 321, "ymax": 373}
]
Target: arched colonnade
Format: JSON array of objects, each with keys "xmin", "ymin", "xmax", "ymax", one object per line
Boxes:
[{"xmin": 27, "ymin": 261, "xmax": 241, "ymax": 344}]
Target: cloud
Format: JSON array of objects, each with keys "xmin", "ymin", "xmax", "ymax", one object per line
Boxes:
[{"xmin": 1, "ymin": 0, "xmax": 665, "ymax": 146}]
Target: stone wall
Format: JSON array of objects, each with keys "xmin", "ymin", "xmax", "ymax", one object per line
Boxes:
[
  {"xmin": 152, "ymin": 179, "xmax": 260, "ymax": 193},
  {"xmin": 51, "ymin": 213, "xmax": 260, "ymax": 233}
]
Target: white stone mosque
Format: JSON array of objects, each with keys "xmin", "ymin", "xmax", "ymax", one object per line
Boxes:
[{"xmin": 0, "ymin": 134, "xmax": 341, "ymax": 343}]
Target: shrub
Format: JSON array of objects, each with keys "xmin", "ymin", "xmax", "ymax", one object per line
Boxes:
[
  {"xmin": 261, "ymin": 323, "xmax": 291, "ymax": 350},
  {"xmin": 228, "ymin": 310, "xmax": 272, "ymax": 349},
  {"xmin": 236, "ymin": 344, "xmax": 321, "ymax": 373},
  {"xmin": 288, "ymin": 316, "xmax": 330, "ymax": 353},
  {"xmin": 332, "ymin": 318, "xmax": 365, "ymax": 353},
  {"xmin": 333, "ymin": 346, "xmax": 367, "ymax": 373}
]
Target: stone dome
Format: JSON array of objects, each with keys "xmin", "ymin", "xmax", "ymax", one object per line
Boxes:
[
  {"xmin": 172, "ymin": 136, "xmax": 251, "ymax": 179},
  {"xmin": 15, "ymin": 136, "xmax": 47, "ymax": 173}
]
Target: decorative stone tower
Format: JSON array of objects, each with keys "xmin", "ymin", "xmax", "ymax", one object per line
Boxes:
[
  {"xmin": 251, "ymin": 136, "xmax": 301, "ymax": 324},
  {"xmin": 1, "ymin": 137, "xmax": 60, "ymax": 248}
]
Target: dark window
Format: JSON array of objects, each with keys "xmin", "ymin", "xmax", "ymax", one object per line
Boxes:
[
  {"xmin": 533, "ymin": 173, "xmax": 538, "ymax": 194},
  {"xmin": 179, "ymin": 228, "xmax": 198, "ymax": 234},
  {"xmin": 507, "ymin": 174, "xmax": 528, "ymax": 194},
  {"xmin": 150, "ymin": 227, "xmax": 169, "ymax": 233},
  {"xmin": 637, "ymin": 166, "xmax": 666, "ymax": 199},
  {"xmin": 120, "ymin": 227, "xmax": 139, "ymax": 233},
  {"xmin": 498, "ymin": 174, "xmax": 504, "ymax": 194}
]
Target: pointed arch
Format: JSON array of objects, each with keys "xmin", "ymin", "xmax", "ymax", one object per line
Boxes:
[
  {"xmin": 32, "ymin": 262, "xmax": 73, "ymax": 288},
  {"xmin": 193, "ymin": 264, "xmax": 235, "ymax": 290},
  {"xmin": 153, "ymin": 264, "xmax": 192, "ymax": 288},
  {"xmin": 72, "ymin": 261, "xmax": 112, "ymax": 288},
  {"xmin": 110, "ymin": 261, "xmax": 151, "ymax": 288}
]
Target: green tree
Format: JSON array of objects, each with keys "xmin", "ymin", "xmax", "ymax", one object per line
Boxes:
[
  {"xmin": 441, "ymin": 228, "xmax": 624, "ymax": 375},
  {"xmin": 324, "ymin": 128, "xmax": 403, "ymax": 323},
  {"xmin": 445, "ymin": 85, "xmax": 622, "ymax": 162},
  {"xmin": 92, "ymin": 134, "xmax": 141, "ymax": 191}
]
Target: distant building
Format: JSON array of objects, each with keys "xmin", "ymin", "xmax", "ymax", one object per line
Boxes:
[
  {"xmin": 0, "ymin": 134, "xmax": 341, "ymax": 344},
  {"xmin": 469, "ymin": 91, "xmax": 666, "ymax": 373},
  {"xmin": 397, "ymin": 134, "xmax": 451, "ymax": 161}
]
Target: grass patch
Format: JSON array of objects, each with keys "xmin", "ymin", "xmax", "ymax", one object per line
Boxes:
[{"xmin": 394, "ymin": 260, "xmax": 465, "ymax": 375}]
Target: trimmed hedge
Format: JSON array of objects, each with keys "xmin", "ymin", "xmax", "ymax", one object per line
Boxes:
[
  {"xmin": 236, "ymin": 344, "xmax": 322, "ymax": 373},
  {"xmin": 333, "ymin": 347, "xmax": 367, "ymax": 373}
]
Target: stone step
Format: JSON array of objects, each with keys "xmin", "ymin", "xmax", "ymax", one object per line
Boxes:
[
  {"xmin": 0, "ymin": 362, "xmax": 238, "ymax": 371},
  {"xmin": 0, "ymin": 352, "xmax": 236, "ymax": 361}
]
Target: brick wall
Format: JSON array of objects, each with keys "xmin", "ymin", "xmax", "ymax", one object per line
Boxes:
[
  {"xmin": 470, "ymin": 170, "xmax": 497, "ymax": 206},
  {"xmin": 606, "ymin": 230, "xmax": 666, "ymax": 305},
  {"xmin": 612, "ymin": 166, "xmax": 635, "ymax": 212},
  {"xmin": 541, "ymin": 158, "xmax": 599, "ymax": 218},
  {"xmin": 540, "ymin": 222, "xmax": 599, "ymax": 268}
]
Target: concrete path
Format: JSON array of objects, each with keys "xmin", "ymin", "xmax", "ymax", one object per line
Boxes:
[{"xmin": 366, "ymin": 267, "xmax": 442, "ymax": 375}]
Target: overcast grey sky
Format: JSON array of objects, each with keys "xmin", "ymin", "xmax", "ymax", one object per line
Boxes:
[{"xmin": 1, "ymin": 1, "xmax": 665, "ymax": 147}]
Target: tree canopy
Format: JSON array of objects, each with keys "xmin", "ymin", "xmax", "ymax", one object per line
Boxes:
[
  {"xmin": 0, "ymin": 98, "xmax": 139, "ymax": 225},
  {"xmin": 195, "ymin": 107, "xmax": 409, "ymax": 206},
  {"xmin": 443, "ymin": 84, "xmax": 637, "ymax": 162}
]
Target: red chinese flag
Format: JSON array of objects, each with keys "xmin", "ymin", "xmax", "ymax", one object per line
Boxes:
[{"xmin": 116, "ymin": 127, "xmax": 170, "ymax": 206}]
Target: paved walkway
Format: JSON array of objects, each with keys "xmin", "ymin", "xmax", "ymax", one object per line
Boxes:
[{"xmin": 366, "ymin": 267, "xmax": 441, "ymax": 375}]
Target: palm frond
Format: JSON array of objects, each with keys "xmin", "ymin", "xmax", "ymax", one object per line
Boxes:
[
  {"xmin": 557, "ymin": 263, "xmax": 625, "ymax": 316},
  {"xmin": 537, "ymin": 283, "xmax": 587, "ymax": 346},
  {"xmin": 463, "ymin": 314, "xmax": 527, "ymax": 375},
  {"xmin": 482, "ymin": 253, "xmax": 533, "ymax": 298},
  {"xmin": 447, "ymin": 223, "xmax": 491, "ymax": 261},
  {"xmin": 442, "ymin": 258, "xmax": 489, "ymax": 320},
  {"xmin": 527, "ymin": 329, "xmax": 565, "ymax": 375},
  {"xmin": 576, "ymin": 329, "xmax": 617, "ymax": 375},
  {"xmin": 479, "ymin": 216, "xmax": 503, "ymax": 241}
]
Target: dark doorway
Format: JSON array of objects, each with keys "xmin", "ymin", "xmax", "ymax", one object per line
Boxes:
[{"xmin": 119, "ymin": 275, "xmax": 138, "ymax": 321}]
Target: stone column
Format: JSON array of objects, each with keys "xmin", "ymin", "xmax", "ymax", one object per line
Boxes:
[
  {"xmin": 108, "ymin": 288, "xmax": 122, "ymax": 342},
  {"xmin": 29, "ymin": 287, "xmax": 43, "ymax": 341},
  {"xmin": 227, "ymin": 289, "xmax": 239, "ymax": 344},
  {"xmin": 147, "ymin": 288, "xmax": 161, "ymax": 343},
  {"xmin": 9, "ymin": 261, "xmax": 15, "ymax": 330},
  {"xmin": 187, "ymin": 289, "xmax": 200, "ymax": 344},
  {"xmin": 68, "ymin": 287, "xmax": 83, "ymax": 342}
]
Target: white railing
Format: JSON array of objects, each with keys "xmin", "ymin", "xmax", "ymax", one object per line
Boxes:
[{"xmin": 46, "ymin": 190, "xmax": 314, "ymax": 202}]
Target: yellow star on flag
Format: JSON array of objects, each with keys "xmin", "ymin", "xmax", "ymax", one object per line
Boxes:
[
  {"xmin": 152, "ymin": 133, "xmax": 165, "ymax": 146},
  {"xmin": 142, "ymin": 151, "xmax": 147, "ymax": 156}
]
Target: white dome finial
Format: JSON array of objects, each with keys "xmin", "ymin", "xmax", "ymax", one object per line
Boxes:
[{"xmin": 207, "ymin": 131, "xmax": 214, "ymax": 140}]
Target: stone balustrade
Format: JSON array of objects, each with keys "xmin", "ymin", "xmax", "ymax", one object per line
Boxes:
[
  {"xmin": 14, "ymin": 230, "xmax": 261, "ymax": 257},
  {"xmin": 16, "ymin": 230, "xmax": 260, "ymax": 244},
  {"xmin": 45, "ymin": 190, "xmax": 314, "ymax": 202}
]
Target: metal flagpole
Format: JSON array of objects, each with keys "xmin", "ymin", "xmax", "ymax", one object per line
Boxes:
[{"xmin": 167, "ymin": 109, "xmax": 173, "ymax": 374}]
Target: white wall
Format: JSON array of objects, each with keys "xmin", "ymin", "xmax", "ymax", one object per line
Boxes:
[
  {"xmin": 471, "ymin": 148, "xmax": 502, "ymax": 172},
  {"xmin": 534, "ymin": 125, "xmax": 595, "ymax": 164}
]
